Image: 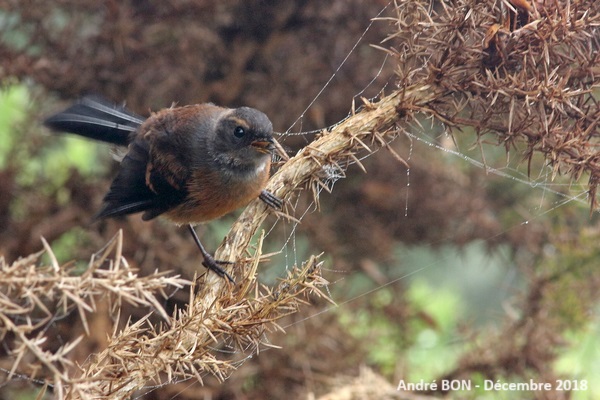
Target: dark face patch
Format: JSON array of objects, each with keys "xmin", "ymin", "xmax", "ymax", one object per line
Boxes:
[{"xmin": 212, "ymin": 107, "xmax": 274, "ymax": 170}]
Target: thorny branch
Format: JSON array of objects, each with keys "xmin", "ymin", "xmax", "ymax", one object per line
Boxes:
[{"xmin": 386, "ymin": 0, "xmax": 600, "ymax": 205}]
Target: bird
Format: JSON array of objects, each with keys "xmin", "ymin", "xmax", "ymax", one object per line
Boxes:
[{"xmin": 44, "ymin": 96, "xmax": 282, "ymax": 282}]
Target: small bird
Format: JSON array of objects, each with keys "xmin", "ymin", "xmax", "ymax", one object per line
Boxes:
[{"xmin": 44, "ymin": 96, "xmax": 282, "ymax": 282}]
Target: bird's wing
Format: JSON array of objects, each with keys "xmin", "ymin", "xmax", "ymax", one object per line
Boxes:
[{"xmin": 95, "ymin": 138, "xmax": 187, "ymax": 220}]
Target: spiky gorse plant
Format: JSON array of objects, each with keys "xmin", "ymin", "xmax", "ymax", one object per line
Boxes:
[
  {"xmin": 1, "ymin": 0, "xmax": 600, "ymax": 398},
  {"xmin": 0, "ymin": 233, "xmax": 190, "ymax": 395},
  {"xmin": 384, "ymin": 0, "xmax": 600, "ymax": 204},
  {"xmin": 1, "ymin": 231, "xmax": 331, "ymax": 398}
]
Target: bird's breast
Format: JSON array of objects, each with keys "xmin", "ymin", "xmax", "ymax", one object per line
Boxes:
[{"xmin": 165, "ymin": 158, "xmax": 271, "ymax": 224}]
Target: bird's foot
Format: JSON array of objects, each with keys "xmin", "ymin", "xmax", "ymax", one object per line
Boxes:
[
  {"xmin": 259, "ymin": 189, "xmax": 283, "ymax": 210},
  {"xmin": 202, "ymin": 255, "xmax": 235, "ymax": 283}
]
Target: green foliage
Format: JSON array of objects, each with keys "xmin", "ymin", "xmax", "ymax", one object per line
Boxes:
[
  {"xmin": 555, "ymin": 318, "xmax": 600, "ymax": 399},
  {"xmin": 0, "ymin": 387, "xmax": 48, "ymax": 400},
  {"xmin": 544, "ymin": 227, "xmax": 600, "ymax": 399},
  {"xmin": 41, "ymin": 227, "xmax": 93, "ymax": 273},
  {"xmin": 1, "ymin": 84, "xmax": 108, "ymax": 190},
  {"xmin": 337, "ymin": 287, "xmax": 405, "ymax": 376},
  {"xmin": 337, "ymin": 277, "xmax": 466, "ymax": 379},
  {"xmin": 403, "ymin": 279, "xmax": 465, "ymax": 381},
  {"xmin": 0, "ymin": 84, "xmax": 110, "ymax": 262},
  {"xmin": 0, "ymin": 10, "xmax": 33, "ymax": 52},
  {"xmin": 0, "ymin": 84, "xmax": 28, "ymax": 167},
  {"xmin": 396, "ymin": 241, "xmax": 520, "ymax": 326},
  {"xmin": 18, "ymin": 131, "xmax": 107, "ymax": 191}
]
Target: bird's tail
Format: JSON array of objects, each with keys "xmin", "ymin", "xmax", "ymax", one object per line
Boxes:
[{"xmin": 43, "ymin": 96, "xmax": 144, "ymax": 146}]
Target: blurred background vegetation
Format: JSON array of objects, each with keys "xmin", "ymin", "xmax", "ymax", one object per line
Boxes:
[{"xmin": 1, "ymin": 1, "xmax": 599, "ymax": 399}]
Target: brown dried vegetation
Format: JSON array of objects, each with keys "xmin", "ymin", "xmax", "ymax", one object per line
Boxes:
[{"xmin": 1, "ymin": 0, "xmax": 600, "ymax": 399}]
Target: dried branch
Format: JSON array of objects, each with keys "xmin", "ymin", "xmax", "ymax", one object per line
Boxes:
[{"xmin": 0, "ymin": 231, "xmax": 190, "ymax": 397}]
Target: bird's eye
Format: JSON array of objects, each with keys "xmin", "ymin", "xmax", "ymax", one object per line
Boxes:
[{"xmin": 234, "ymin": 126, "xmax": 246, "ymax": 138}]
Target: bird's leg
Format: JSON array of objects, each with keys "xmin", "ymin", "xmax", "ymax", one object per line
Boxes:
[
  {"xmin": 259, "ymin": 189, "xmax": 283, "ymax": 210},
  {"xmin": 188, "ymin": 224, "xmax": 235, "ymax": 283}
]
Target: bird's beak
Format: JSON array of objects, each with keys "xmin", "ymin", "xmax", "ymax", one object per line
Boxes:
[{"xmin": 251, "ymin": 138, "xmax": 274, "ymax": 154}]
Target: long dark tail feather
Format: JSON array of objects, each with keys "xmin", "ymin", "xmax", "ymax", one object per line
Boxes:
[{"xmin": 44, "ymin": 96, "xmax": 144, "ymax": 146}]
